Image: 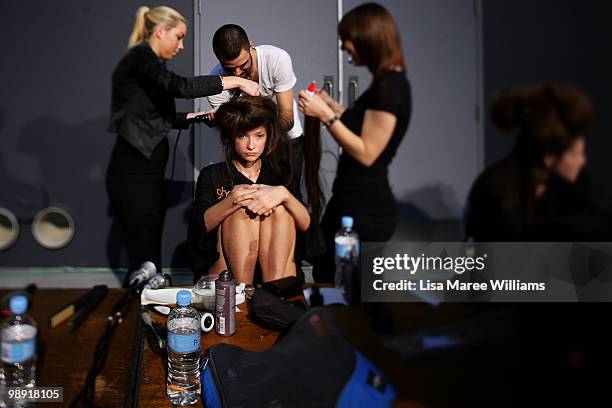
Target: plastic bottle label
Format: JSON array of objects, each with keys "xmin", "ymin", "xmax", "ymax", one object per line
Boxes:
[
  {"xmin": 335, "ymin": 236, "xmax": 360, "ymax": 259},
  {"xmin": 167, "ymin": 332, "xmax": 200, "ymax": 353},
  {"xmin": 1, "ymin": 338, "xmax": 36, "ymax": 364}
]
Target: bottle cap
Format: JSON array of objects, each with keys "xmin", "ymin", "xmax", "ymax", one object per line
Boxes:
[
  {"xmin": 176, "ymin": 290, "xmax": 191, "ymax": 306},
  {"xmin": 9, "ymin": 295, "xmax": 28, "ymax": 314},
  {"xmin": 307, "ymin": 81, "xmax": 316, "ymax": 94},
  {"xmin": 341, "ymin": 216, "xmax": 354, "ymax": 228},
  {"xmin": 218, "ymin": 269, "xmax": 234, "ymax": 282}
]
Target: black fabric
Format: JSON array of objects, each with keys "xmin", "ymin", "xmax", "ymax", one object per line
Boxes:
[
  {"xmin": 466, "ymin": 153, "xmax": 612, "ymax": 241},
  {"xmin": 313, "ymin": 72, "xmax": 412, "ymax": 282},
  {"xmin": 108, "ymin": 42, "xmax": 223, "ymax": 159},
  {"xmin": 247, "ymin": 287, "xmax": 306, "ymax": 331},
  {"xmin": 188, "ymin": 160, "xmax": 310, "ymax": 282},
  {"xmin": 106, "ymin": 137, "xmax": 168, "ymax": 272},
  {"xmin": 204, "ymin": 307, "xmax": 356, "ymax": 408}
]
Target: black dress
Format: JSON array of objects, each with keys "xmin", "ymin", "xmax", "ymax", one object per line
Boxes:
[
  {"xmin": 313, "ymin": 71, "xmax": 412, "ymax": 282},
  {"xmin": 107, "ymin": 42, "xmax": 223, "ymax": 273}
]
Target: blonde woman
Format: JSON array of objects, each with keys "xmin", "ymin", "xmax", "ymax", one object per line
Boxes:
[{"xmin": 107, "ymin": 6, "xmax": 259, "ymax": 280}]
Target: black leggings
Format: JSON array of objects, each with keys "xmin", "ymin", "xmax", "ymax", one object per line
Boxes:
[{"xmin": 106, "ymin": 137, "xmax": 168, "ymax": 273}]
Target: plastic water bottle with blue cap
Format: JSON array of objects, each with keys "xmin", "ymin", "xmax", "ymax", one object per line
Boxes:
[
  {"xmin": 335, "ymin": 216, "xmax": 360, "ymax": 304},
  {"xmin": 1, "ymin": 295, "xmax": 37, "ymax": 405},
  {"xmin": 166, "ymin": 290, "xmax": 201, "ymax": 406}
]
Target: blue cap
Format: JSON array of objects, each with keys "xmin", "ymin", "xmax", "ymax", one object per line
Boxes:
[
  {"xmin": 176, "ymin": 290, "xmax": 191, "ymax": 306},
  {"xmin": 9, "ymin": 295, "xmax": 28, "ymax": 314},
  {"xmin": 341, "ymin": 216, "xmax": 354, "ymax": 228}
]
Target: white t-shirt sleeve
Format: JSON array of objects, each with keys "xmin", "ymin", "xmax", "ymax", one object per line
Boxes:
[
  {"xmin": 269, "ymin": 49, "xmax": 297, "ymax": 94},
  {"xmin": 207, "ymin": 64, "xmax": 233, "ymax": 108}
]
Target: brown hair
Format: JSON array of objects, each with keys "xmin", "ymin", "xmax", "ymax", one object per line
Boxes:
[
  {"xmin": 490, "ymin": 83, "xmax": 592, "ymax": 223},
  {"xmin": 303, "ymin": 116, "xmax": 325, "ymax": 220},
  {"xmin": 127, "ymin": 6, "xmax": 186, "ymax": 48},
  {"xmin": 492, "ymin": 83, "xmax": 592, "ymax": 160},
  {"xmin": 216, "ymin": 96, "xmax": 292, "ymax": 186},
  {"xmin": 338, "ymin": 3, "xmax": 406, "ymax": 75},
  {"xmin": 212, "ymin": 24, "xmax": 250, "ymax": 61}
]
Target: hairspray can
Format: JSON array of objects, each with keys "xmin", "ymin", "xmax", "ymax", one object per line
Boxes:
[{"xmin": 214, "ymin": 269, "xmax": 236, "ymax": 336}]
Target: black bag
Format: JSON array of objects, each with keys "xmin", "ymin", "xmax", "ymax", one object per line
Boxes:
[
  {"xmin": 247, "ymin": 286, "xmax": 306, "ymax": 332},
  {"xmin": 201, "ymin": 307, "xmax": 396, "ymax": 408}
]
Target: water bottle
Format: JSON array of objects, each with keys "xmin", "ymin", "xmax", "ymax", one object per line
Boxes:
[
  {"xmin": 215, "ymin": 270, "xmax": 236, "ymax": 336},
  {"xmin": 166, "ymin": 290, "xmax": 201, "ymax": 406},
  {"xmin": 1, "ymin": 295, "xmax": 37, "ymax": 408},
  {"xmin": 335, "ymin": 216, "xmax": 360, "ymax": 304}
]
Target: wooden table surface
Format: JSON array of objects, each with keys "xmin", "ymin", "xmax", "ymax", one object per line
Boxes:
[
  {"xmin": 139, "ymin": 302, "xmax": 516, "ymax": 408},
  {"xmin": 1, "ymin": 289, "xmax": 516, "ymax": 407},
  {"xmin": 0, "ymin": 288, "xmax": 141, "ymax": 408}
]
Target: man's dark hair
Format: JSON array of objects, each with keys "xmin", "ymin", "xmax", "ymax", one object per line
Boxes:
[{"xmin": 212, "ymin": 24, "xmax": 250, "ymax": 61}]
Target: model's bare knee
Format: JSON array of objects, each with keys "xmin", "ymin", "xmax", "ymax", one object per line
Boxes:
[{"xmin": 268, "ymin": 205, "xmax": 292, "ymax": 224}]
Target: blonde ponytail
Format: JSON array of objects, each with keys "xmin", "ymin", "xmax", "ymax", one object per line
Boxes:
[
  {"xmin": 127, "ymin": 5, "xmax": 187, "ymax": 49},
  {"xmin": 128, "ymin": 6, "xmax": 150, "ymax": 48}
]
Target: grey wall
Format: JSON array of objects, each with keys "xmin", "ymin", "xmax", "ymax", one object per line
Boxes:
[
  {"xmin": 2, "ymin": 1, "xmax": 611, "ymax": 267},
  {"xmin": 483, "ymin": 0, "xmax": 612, "ymax": 210},
  {"xmin": 0, "ymin": 0, "xmax": 195, "ymax": 268}
]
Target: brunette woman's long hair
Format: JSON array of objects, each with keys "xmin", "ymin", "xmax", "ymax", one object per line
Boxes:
[
  {"xmin": 215, "ymin": 96, "xmax": 292, "ymax": 187},
  {"xmin": 303, "ymin": 115, "xmax": 324, "ymax": 220}
]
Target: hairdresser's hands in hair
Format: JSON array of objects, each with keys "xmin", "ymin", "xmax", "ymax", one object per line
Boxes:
[
  {"xmin": 232, "ymin": 184, "xmax": 289, "ymax": 217},
  {"xmin": 314, "ymin": 88, "xmax": 345, "ymax": 116},
  {"xmin": 221, "ymin": 76, "xmax": 260, "ymax": 96},
  {"xmin": 298, "ymin": 88, "xmax": 341, "ymax": 121}
]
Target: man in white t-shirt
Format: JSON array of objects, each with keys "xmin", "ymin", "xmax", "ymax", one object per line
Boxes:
[{"xmin": 208, "ymin": 24, "xmax": 304, "ymax": 190}]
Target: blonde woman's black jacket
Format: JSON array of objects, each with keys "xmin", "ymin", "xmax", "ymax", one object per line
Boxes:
[{"xmin": 108, "ymin": 42, "xmax": 222, "ymax": 159}]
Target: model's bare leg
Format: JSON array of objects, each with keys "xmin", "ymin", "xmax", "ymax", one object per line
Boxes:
[
  {"xmin": 258, "ymin": 205, "xmax": 297, "ymax": 282},
  {"xmin": 209, "ymin": 208, "xmax": 260, "ymax": 284}
]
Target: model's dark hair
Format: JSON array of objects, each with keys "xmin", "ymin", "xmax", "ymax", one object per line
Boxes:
[
  {"xmin": 212, "ymin": 24, "xmax": 250, "ymax": 61},
  {"xmin": 338, "ymin": 3, "xmax": 406, "ymax": 76},
  {"xmin": 216, "ymin": 95, "xmax": 292, "ymax": 186}
]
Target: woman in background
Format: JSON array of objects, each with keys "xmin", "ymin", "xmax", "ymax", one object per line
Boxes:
[
  {"xmin": 466, "ymin": 83, "xmax": 610, "ymax": 241},
  {"xmin": 107, "ymin": 5, "xmax": 259, "ymax": 279},
  {"xmin": 467, "ymin": 84, "xmax": 612, "ymax": 404},
  {"xmin": 298, "ymin": 3, "xmax": 412, "ymax": 282}
]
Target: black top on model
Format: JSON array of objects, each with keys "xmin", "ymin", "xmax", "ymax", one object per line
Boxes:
[
  {"xmin": 108, "ymin": 42, "xmax": 223, "ymax": 159},
  {"xmin": 187, "ymin": 160, "xmax": 299, "ymax": 281}
]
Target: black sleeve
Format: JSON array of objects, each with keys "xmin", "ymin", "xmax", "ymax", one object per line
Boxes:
[
  {"xmin": 139, "ymin": 57, "xmax": 223, "ymax": 98},
  {"xmin": 187, "ymin": 167, "xmax": 221, "ymax": 281},
  {"xmin": 193, "ymin": 168, "xmax": 219, "ymax": 230},
  {"xmin": 466, "ymin": 177, "xmax": 523, "ymax": 241},
  {"xmin": 173, "ymin": 112, "xmax": 189, "ymax": 129}
]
